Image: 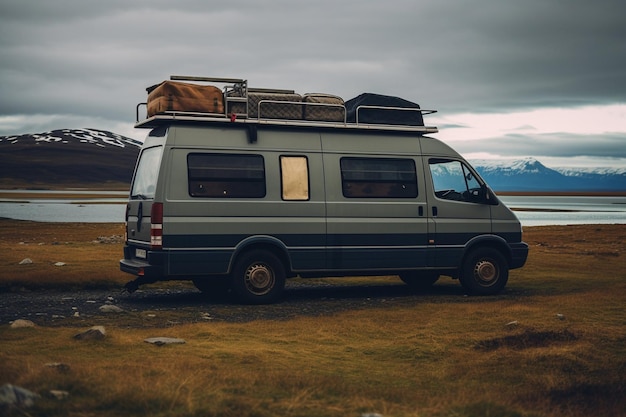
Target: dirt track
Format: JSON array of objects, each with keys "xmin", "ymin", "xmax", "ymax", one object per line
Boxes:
[{"xmin": 1, "ymin": 278, "xmax": 477, "ymax": 328}]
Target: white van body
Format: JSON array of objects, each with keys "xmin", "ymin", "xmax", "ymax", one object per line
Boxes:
[{"xmin": 121, "ymin": 78, "xmax": 528, "ymax": 303}]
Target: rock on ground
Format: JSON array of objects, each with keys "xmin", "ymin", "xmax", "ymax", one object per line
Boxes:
[
  {"xmin": 0, "ymin": 384, "xmax": 40, "ymax": 408},
  {"xmin": 10, "ymin": 319, "xmax": 36, "ymax": 328},
  {"xmin": 73, "ymin": 326, "xmax": 106, "ymax": 341},
  {"xmin": 99, "ymin": 304, "xmax": 124, "ymax": 313},
  {"xmin": 144, "ymin": 337, "xmax": 186, "ymax": 346}
]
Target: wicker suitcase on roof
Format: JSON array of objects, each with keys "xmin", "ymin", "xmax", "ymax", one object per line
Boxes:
[
  {"xmin": 302, "ymin": 93, "xmax": 345, "ymax": 122},
  {"xmin": 147, "ymin": 81, "xmax": 224, "ymax": 117},
  {"xmin": 248, "ymin": 91, "xmax": 302, "ymax": 119}
]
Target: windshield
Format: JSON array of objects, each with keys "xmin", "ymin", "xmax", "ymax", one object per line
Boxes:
[{"xmin": 130, "ymin": 146, "xmax": 163, "ymax": 199}]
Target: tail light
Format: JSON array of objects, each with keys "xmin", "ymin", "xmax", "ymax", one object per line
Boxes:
[{"xmin": 150, "ymin": 202, "xmax": 163, "ymax": 249}]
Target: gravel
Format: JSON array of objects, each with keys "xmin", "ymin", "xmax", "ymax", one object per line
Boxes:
[{"xmin": 0, "ymin": 280, "xmax": 467, "ymax": 328}]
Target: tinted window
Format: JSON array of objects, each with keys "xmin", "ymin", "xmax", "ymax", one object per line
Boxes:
[
  {"xmin": 341, "ymin": 157, "xmax": 418, "ymax": 198},
  {"xmin": 188, "ymin": 153, "xmax": 265, "ymax": 198}
]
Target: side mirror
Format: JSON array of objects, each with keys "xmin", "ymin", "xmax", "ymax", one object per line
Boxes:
[
  {"xmin": 468, "ymin": 186, "xmax": 499, "ymax": 205},
  {"xmin": 483, "ymin": 186, "xmax": 499, "ymax": 205}
]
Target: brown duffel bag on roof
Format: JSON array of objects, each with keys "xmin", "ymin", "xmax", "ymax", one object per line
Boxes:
[{"xmin": 147, "ymin": 81, "xmax": 224, "ymax": 117}]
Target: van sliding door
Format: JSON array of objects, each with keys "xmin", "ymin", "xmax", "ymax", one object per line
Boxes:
[{"xmin": 324, "ymin": 153, "xmax": 430, "ymax": 272}]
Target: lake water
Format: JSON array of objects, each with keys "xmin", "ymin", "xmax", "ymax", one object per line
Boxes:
[
  {"xmin": 1, "ymin": 191, "xmax": 625, "ymax": 226},
  {"xmin": 500, "ymin": 195, "xmax": 626, "ymax": 226},
  {"xmin": 0, "ymin": 189, "xmax": 126, "ymax": 223}
]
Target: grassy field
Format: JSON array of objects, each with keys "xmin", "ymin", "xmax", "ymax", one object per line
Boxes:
[
  {"xmin": 0, "ymin": 220, "xmax": 128, "ymax": 291},
  {"xmin": 1, "ymin": 220, "xmax": 625, "ymax": 417}
]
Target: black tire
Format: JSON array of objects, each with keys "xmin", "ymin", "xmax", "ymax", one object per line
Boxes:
[
  {"xmin": 459, "ymin": 247, "xmax": 509, "ymax": 295},
  {"xmin": 399, "ymin": 271, "xmax": 439, "ymax": 291},
  {"xmin": 230, "ymin": 250, "xmax": 286, "ymax": 304}
]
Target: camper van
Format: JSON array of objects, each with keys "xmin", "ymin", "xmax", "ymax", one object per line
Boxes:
[{"xmin": 120, "ymin": 76, "xmax": 528, "ymax": 304}]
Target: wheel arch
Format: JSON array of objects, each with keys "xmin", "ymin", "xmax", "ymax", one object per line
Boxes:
[
  {"xmin": 229, "ymin": 235, "xmax": 292, "ymax": 276},
  {"xmin": 462, "ymin": 235, "xmax": 512, "ymax": 268}
]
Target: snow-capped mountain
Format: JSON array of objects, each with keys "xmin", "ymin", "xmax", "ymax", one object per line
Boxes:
[
  {"xmin": 471, "ymin": 157, "xmax": 626, "ymax": 192},
  {"xmin": 0, "ymin": 128, "xmax": 141, "ymax": 188}
]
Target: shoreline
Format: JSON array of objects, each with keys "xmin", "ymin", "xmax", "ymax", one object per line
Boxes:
[
  {"xmin": 1, "ymin": 216, "xmax": 623, "ymax": 229},
  {"xmin": 1, "ymin": 189, "xmax": 625, "ymax": 201},
  {"xmin": 497, "ymin": 190, "xmax": 626, "ymax": 197}
]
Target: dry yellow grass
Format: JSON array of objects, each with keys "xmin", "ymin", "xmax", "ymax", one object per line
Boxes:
[
  {"xmin": 1, "ymin": 221, "xmax": 625, "ymax": 417},
  {"xmin": 0, "ymin": 220, "xmax": 128, "ymax": 290}
]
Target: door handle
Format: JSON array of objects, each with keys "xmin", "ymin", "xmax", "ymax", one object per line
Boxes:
[
  {"xmin": 432, "ymin": 206, "xmax": 438, "ymax": 217},
  {"xmin": 418, "ymin": 206, "xmax": 424, "ymax": 216}
]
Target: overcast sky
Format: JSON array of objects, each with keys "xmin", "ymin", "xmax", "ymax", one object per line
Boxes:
[{"xmin": 1, "ymin": 0, "xmax": 624, "ymax": 168}]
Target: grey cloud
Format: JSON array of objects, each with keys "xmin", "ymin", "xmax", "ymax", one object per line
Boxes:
[
  {"xmin": 453, "ymin": 132, "xmax": 626, "ymax": 159},
  {"xmin": 401, "ymin": 0, "xmax": 626, "ymax": 110},
  {"xmin": 0, "ymin": 0, "xmax": 624, "ymax": 133}
]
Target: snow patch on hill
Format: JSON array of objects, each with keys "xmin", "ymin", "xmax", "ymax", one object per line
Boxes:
[{"xmin": 0, "ymin": 128, "xmax": 142, "ymax": 149}]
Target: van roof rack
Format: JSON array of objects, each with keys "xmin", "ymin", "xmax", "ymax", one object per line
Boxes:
[{"xmin": 135, "ymin": 75, "xmax": 438, "ymax": 134}]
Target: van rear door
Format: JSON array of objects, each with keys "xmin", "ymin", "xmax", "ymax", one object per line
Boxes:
[{"xmin": 126, "ymin": 145, "xmax": 164, "ymax": 248}]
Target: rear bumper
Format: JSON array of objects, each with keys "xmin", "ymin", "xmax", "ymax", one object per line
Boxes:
[
  {"xmin": 119, "ymin": 245, "xmax": 166, "ymax": 278},
  {"xmin": 510, "ymin": 242, "xmax": 529, "ymax": 269}
]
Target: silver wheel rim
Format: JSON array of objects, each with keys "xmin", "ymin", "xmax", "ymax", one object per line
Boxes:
[
  {"xmin": 244, "ymin": 263, "xmax": 274, "ymax": 296},
  {"xmin": 473, "ymin": 259, "xmax": 498, "ymax": 286}
]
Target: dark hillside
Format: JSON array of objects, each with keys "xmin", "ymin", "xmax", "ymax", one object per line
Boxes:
[{"xmin": 0, "ymin": 128, "xmax": 140, "ymax": 188}]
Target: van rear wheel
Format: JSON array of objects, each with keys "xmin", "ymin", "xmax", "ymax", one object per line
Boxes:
[
  {"xmin": 231, "ymin": 250, "xmax": 286, "ymax": 304},
  {"xmin": 459, "ymin": 247, "xmax": 508, "ymax": 295}
]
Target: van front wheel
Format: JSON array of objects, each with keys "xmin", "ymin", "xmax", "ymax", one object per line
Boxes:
[
  {"xmin": 231, "ymin": 250, "xmax": 286, "ymax": 304},
  {"xmin": 459, "ymin": 247, "xmax": 508, "ymax": 295}
]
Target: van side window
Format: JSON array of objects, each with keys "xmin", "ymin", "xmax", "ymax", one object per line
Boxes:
[
  {"xmin": 187, "ymin": 153, "xmax": 266, "ymax": 198},
  {"xmin": 280, "ymin": 156, "xmax": 309, "ymax": 201},
  {"xmin": 340, "ymin": 157, "xmax": 418, "ymax": 198},
  {"xmin": 429, "ymin": 158, "xmax": 482, "ymax": 202}
]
